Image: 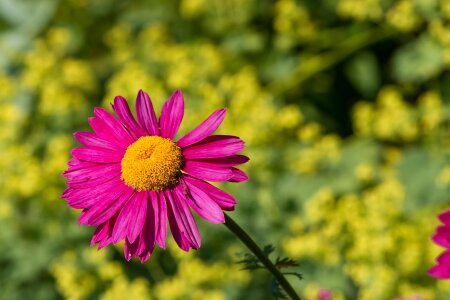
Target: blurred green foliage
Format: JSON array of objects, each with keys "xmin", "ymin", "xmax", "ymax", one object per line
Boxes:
[{"xmin": 2, "ymin": 0, "xmax": 450, "ymax": 299}]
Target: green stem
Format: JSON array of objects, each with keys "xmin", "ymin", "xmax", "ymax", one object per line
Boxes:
[{"xmin": 224, "ymin": 213, "xmax": 301, "ymax": 300}]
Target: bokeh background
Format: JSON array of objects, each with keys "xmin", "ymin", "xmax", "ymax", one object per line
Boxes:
[{"xmin": 1, "ymin": 0, "xmax": 450, "ymax": 299}]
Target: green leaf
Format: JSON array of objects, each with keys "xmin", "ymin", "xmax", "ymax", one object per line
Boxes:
[
  {"xmin": 345, "ymin": 51, "xmax": 380, "ymax": 97},
  {"xmin": 392, "ymin": 33, "xmax": 444, "ymax": 83}
]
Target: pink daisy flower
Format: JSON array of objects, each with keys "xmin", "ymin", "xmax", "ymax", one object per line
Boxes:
[
  {"xmin": 62, "ymin": 90, "xmax": 249, "ymax": 262},
  {"xmin": 429, "ymin": 209, "xmax": 450, "ymax": 279},
  {"xmin": 317, "ymin": 288, "xmax": 332, "ymax": 300}
]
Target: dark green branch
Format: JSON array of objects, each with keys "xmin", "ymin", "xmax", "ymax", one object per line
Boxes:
[
  {"xmin": 224, "ymin": 213, "xmax": 301, "ymax": 300},
  {"xmin": 269, "ymin": 26, "xmax": 395, "ymax": 95}
]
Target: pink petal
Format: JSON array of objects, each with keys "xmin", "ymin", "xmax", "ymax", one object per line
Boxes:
[
  {"xmin": 135, "ymin": 233, "xmax": 148, "ymax": 257},
  {"xmin": 64, "ymin": 174, "xmax": 117, "ymax": 201},
  {"xmin": 61, "ymin": 187, "xmax": 72, "ymax": 199},
  {"xmin": 171, "ymin": 187, "xmax": 201, "ymax": 248},
  {"xmin": 159, "ymin": 90, "xmax": 184, "ymax": 139},
  {"xmin": 139, "ymin": 250, "xmax": 152, "ymax": 263},
  {"xmin": 65, "ymin": 157, "xmax": 97, "ymax": 172},
  {"xmin": 142, "ymin": 192, "xmax": 157, "ymax": 253},
  {"xmin": 124, "ymin": 234, "xmax": 148, "ymax": 261},
  {"xmin": 65, "ymin": 176, "xmax": 122, "ymax": 209},
  {"xmin": 127, "ymin": 194, "xmax": 148, "ymax": 244},
  {"xmin": 183, "ymin": 174, "xmax": 236, "ymax": 210},
  {"xmin": 123, "ymin": 241, "xmax": 132, "ymax": 261},
  {"xmin": 88, "ymin": 117, "xmax": 124, "ymax": 147},
  {"xmin": 182, "ymin": 160, "xmax": 233, "ymax": 182},
  {"xmin": 94, "ymin": 107, "xmax": 134, "ymax": 145},
  {"xmin": 91, "ymin": 221, "xmax": 110, "ymax": 246},
  {"xmin": 437, "ymin": 251, "xmax": 450, "ymax": 264},
  {"xmin": 74, "ymin": 131, "xmax": 125, "ymax": 152},
  {"xmin": 124, "ymin": 237, "xmax": 139, "ymax": 261},
  {"xmin": 429, "ymin": 263, "xmax": 450, "ymax": 279},
  {"xmin": 177, "ymin": 108, "xmax": 226, "ymax": 148},
  {"xmin": 433, "ymin": 226, "xmax": 450, "ymax": 248},
  {"xmin": 64, "ymin": 163, "xmax": 120, "ymax": 181},
  {"xmin": 152, "ymin": 191, "xmax": 167, "ymax": 249},
  {"xmin": 186, "ymin": 155, "xmax": 249, "ymax": 167},
  {"xmin": 66, "ymin": 157, "xmax": 83, "ymax": 169},
  {"xmin": 165, "ymin": 190, "xmax": 191, "ymax": 251},
  {"xmin": 112, "ymin": 96, "xmax": 146, "ymax": 139},
  {"xmin": 91, "ymin": 215, "xmax": 117, "ymax": 250},
  {"xmin": 228, "ymin": 168, "xmax": 249, "ymax": 182},
  {"xmin": 98, "ymin": 236, "xmax": 114, "ymax": 250},
  {"xmin": 180, "ymin": 177, "xmax": 225, "ymax": 223},
  {"xmin": 68, "ymin": 173, "xmax": 118, "ymax": 189},
  {"xmin": 439, "ymin": 209, "xmax": 450, "ymax": 225},
  {"xmin": 71, "ymin": 148, "xmax": 123, "ymax": 163},
  {"xmin": 112, "ymin": 192, "xmax": 147, "ymax": 244},
  {"xmin": 79, "ymin": 186, "xmax": 134, "ymax": 226},
  {"xmin": 66, "ymin": 164, "xmax": 121, "ymax": 188},
  {"xmin": 136, "ymin": 90, "xmax": 159, "ymax": 136},
  {"xmin": 182, "ymin": 135, "xmax": 244, "ymax": 159}
]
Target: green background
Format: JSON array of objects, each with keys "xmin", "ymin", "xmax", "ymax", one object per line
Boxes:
[{"xmin": 1, "ymin": 0, "xmax": 450, "ymax": 299}]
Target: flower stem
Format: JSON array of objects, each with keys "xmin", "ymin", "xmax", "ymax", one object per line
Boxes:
[{"xmin": 224, "ymin": 213, "xmax": 301, "ymax": 300}]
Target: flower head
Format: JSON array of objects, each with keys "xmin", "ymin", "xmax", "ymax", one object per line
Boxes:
[
  {"xmin": 317, "ymin": 288, "xmax": 332, "ymax": 300},
  {"xmin": 62, "ymin": 90, "xmax": 248, "ymax": 262},
  {"xmin": 429, "ymin": 209, "xmax": 450, "ymax": 279}
]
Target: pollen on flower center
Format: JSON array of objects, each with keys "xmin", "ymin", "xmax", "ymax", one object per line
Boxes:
[{"xmin": 121, "ymin": 136, "xmax": 183, "ymax": 191}]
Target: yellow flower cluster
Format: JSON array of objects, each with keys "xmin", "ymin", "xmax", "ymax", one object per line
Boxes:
[
  {"xmin": 353, "ymin": 86, "xmax": 445, "ymax": 142},
  {"xmin": 277, "ymin": 74, "xmax": 449, "ymax": 298},
  {"xmin": 337, "ymin": 0, "xmax": 421, "ymax": 31},
  {"xmin": 283, "ymin": 177, "xmax": 450, "ymax": 299},
  {"xmin": 51, "ymin": 248, "xmax": 152, "ymax": 300},
  {"xmin": 290, "ymin": 122, "xmax": 341, "ymax": 174},
  {"xmin": 386, "ymin": 0, "xmax": 421, "ymax": 32},
  {"xmin": 273, "ymin": 0, "xmax": 317, "ymax": 49},
  {"xmin": 50, "ymin": 242, "xmax": 250, "ymax": 300},
  {"xmin": 154, "ymin": 242, "xmax": 250, "ymax": 300},
  {"xmin": 337, "ymin": 0, "xmax": 383, "ymax": 22}
]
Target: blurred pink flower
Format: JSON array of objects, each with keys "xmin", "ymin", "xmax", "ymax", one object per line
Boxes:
[
  {"xmin": 429, "ymin": 209, "xmax": 450, "ymax": 279},
  {"xmin": 317, "ymin": 288, "xmax": 332, "ymax": 300},
  {"xmin": 62, "ymin": 89, "xmax": 248, "ymax": 262},
  {"xmin": 392, "ymin": 296, "xmax": 423, "ymax": 300}
]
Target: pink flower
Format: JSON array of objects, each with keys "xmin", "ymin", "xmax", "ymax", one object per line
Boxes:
[
  {"xmin": 429, "ymin": 209, "xmax": 450, "ymax": 279},
  {"xmin": 392, "ymin": 296, "xmax": 423, "ymax": 300},
  {"xmin": 62, "ymin": 90, "xmax": 249, "ymax": 262},
  {"xmin": 317, "ymin": 288, "xmax": 332, "ymax": 300}
]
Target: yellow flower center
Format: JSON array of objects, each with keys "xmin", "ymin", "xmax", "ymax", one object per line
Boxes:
[{"xmin": 121, "ymin": 136, "xmax": 183, "ymax": 191}]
